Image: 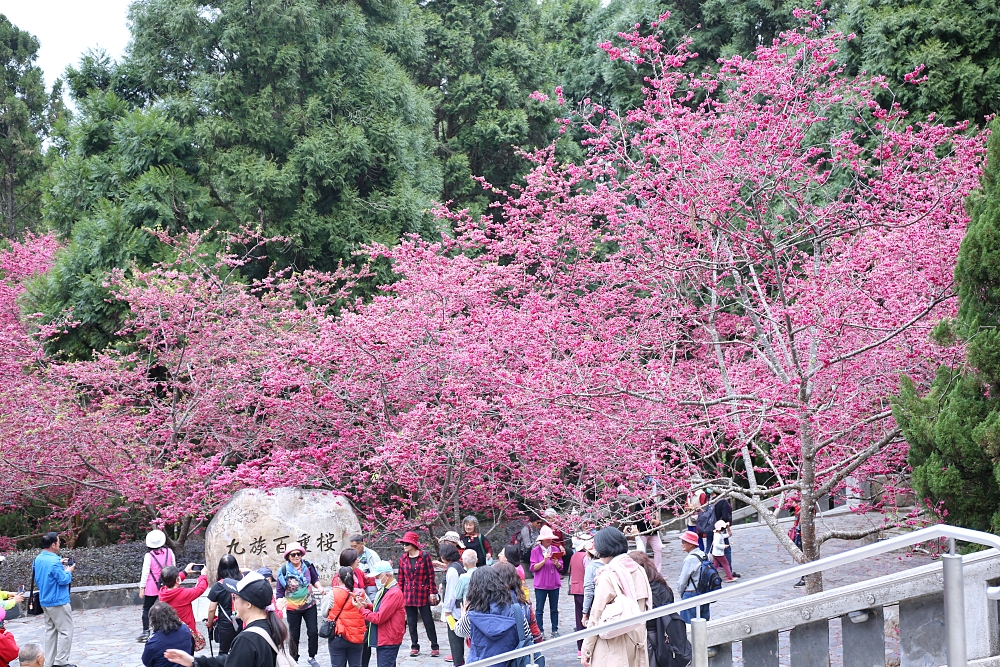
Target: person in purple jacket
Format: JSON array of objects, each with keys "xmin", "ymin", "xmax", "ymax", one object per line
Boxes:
[{"xmin": 529, "ymin": 526, "xmax": 564, "ymax": 637}]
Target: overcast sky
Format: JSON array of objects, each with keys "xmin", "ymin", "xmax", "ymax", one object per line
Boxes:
[{"xmin": 1, "ymin": 0, "xmax": 133, "ymax": 90}]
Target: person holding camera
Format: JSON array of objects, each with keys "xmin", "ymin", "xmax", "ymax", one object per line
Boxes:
[
  {"xmin": 158, "ymin": 564, "xmax": 210, "ymax": 652},
  {"xmin": 32, "ymin": 532, "xmax": 74, "ymax": 667}
]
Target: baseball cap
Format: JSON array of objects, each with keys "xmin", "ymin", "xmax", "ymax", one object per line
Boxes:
[
  {"xmin": 223, "ymin": 571, "xmax": 273, "ymax": 609},
  {"xmin": 370, "ymin": 561, "xmax": 393, "ymax": 577}
]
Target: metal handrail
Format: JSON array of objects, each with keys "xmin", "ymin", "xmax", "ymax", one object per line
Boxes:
[{"xmin": 461, "ymin": 524, "xmax": 1000, "ymax": 667}]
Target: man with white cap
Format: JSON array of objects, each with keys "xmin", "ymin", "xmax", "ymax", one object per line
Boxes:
[
  {"xmin": 138, "ymin": 530, "xmax": 175, "ymax": 643},
  {"xmin": 352, "ymin": 561, "xmax": 406, "ymax": 667}
]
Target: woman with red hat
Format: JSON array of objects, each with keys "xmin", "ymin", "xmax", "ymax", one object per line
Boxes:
[{"xmin": 395, "ymin": 531, "xmax": 440, "ymax": 658}]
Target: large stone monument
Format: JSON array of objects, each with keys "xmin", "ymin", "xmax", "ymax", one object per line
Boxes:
[{"xmin": 204, "ymin": 488, "xmax": 362, "ymax": 582}]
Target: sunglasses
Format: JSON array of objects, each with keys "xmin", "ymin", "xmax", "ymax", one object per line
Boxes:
[{"xmin": 289, "ymin": 552, "xmax": 304, "ymax": 558}]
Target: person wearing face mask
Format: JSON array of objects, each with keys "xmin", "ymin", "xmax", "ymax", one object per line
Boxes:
[
  {"xmin": 164, "ymin": 571, "xmax": 290, "ymax": 667},
  {"xmin": 352, "ymin": 562, "xmax": 405, "ymax": 667}
]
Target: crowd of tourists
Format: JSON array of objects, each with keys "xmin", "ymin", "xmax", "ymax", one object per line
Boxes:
[{"xmin": 7, "ymin": 487, "xmax": 742, "ymax": 667}]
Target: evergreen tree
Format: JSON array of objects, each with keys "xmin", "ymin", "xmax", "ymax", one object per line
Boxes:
[
  {"xmin": 126, "ymin": 0, "xmax": 441, "ymax": 271},
  {"xmin": 413, "ymin": 0, "xmax": 561, "ymax": 214},
  {"xmin": 894, "ymin": 121, "xmax": 1000, "ymax": 531},
  {"xmin": 0, "ymin": 16, "xmax": 58, "ymax": 238},
  {"xmin": 840, "ymin": 0, "xmax": 1000, "ymax": 123},
  {"xmin": 33, "ymin": 0, "xmax": 442, "ymax": 357}
]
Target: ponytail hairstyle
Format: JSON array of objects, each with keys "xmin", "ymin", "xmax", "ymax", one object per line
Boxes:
[
  {"xmin": 338, "ymin": 566, "xmax": 355, "ymax": 591},
  {"xmin": 266, "ymin": 609, "xmax": 289, "ymax": 647}
]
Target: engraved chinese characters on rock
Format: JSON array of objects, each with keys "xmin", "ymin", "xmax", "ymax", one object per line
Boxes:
[{"xmin": 205, "ymin": 487, "xmax": 362, "ymax": 582}]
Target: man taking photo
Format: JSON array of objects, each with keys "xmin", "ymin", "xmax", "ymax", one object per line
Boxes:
[{"xmin": 32, "ymin": 533, "xmax": 74, "ymax": 667}]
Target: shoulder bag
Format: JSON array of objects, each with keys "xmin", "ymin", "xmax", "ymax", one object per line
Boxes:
[
  {"xmin": 27, "ymin": 564, "xmax": 42, "ymax": 616},
  {"xmin": 596, "ymin": 563, "xmax": 643, "ymax": 640},
  {"xmin": 319, "ymin": 590, "xmax": 348, "ymax": 639}
]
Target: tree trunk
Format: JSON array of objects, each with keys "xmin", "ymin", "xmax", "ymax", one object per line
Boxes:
[
  {"xmin": 798, "ymin": 418, "xmax": 823, "ymax": 593},
  {"xmin": 5, "ymin": 171, "xmax": 14, "ymax": 239}
]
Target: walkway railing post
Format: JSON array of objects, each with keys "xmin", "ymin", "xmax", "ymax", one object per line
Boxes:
[
  {"xmin": 691, "ymin": 617, "xmax": 709, "ymax": 667},
  {"xmin": 943, "ymin": 538, "xmax": 967, "ymax": 667}
]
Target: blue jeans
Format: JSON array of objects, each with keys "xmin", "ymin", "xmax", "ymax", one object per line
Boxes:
[
  {"xmin": 725, "ymin": 544, "xmax": 733, "ymax": 572},
  {"xmin": 375, "ymin": 644, "xmax": 400, "ymax": 667},
  {"xmin": 535, "ymin": 587, "xmax": 559, "ymax": 633},
  {"xmin": 329, "ymin": 635, "xmax": 363, "ymax": 667},
  {"xmin": 679, "ymin": 590, "xmax": 710, "ymax": 623}
]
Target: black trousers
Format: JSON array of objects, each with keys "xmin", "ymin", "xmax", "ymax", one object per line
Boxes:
[
  {"xmin": 216, "ymin": 621, "xmax": 239, "ymax": 654},
  {"xmin": 447, "ymin": 625, "xmax": 465, "ymax": 665},
  {"xmin": 361, "ymin": 644, "xmax": 372, "ymax": 667},
  {"xmin": 141, "ymin": 595, "xmax": 158, "ymax": 632},
  {"xmin": 404, "ymin": 605, "xmax": 439, "ymax": 651},
  {"xmin": 287, "ymin": 604, "xmax": 319, "ymax": 660}
]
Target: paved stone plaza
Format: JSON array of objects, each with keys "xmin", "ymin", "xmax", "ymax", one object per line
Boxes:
[{"xmin": 2, "ymin": 514, "xmax": 934, "ymax": 667}]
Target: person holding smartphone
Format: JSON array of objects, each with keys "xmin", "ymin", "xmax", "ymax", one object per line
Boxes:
[
  {"xmin": 529, "ymin": 525, "xmax": 564, "ymax": 638},
  {"xmin": 32, "ymin": 532, "xmax": 74, "ymax": 667},
  {"xmin": 158, "ymin": 564, "xmax": 209, "ymax": 652}
]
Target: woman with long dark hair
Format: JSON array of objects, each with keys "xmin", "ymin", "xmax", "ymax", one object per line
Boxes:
[
  {"xmin": 142, "ymin": 602, "xmax": 192, "ymax": 667},
  {"xmin": 207, "ymin": 555, "xmax": 244, "ymax": 654},
  {"xmin": 165, "ymin": 571, "xmax": 290, "ymax": 667},
  {"xmin": 455, "ymin": 567, "xmax": 530, "ymax": 664},
  {"xmin": 322, "ymin": 567, "xmax": 367, "ymax": 667}
]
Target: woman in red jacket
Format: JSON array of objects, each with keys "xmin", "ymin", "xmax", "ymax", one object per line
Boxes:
[
  {"xmin": 324, "ymin": 568, "xmax": 367, "ymax": 667},
  {"xmin": 353, "ymin": 561, "xmax": 406, "ymax": 667},
  {"xmin": 158, "ymin": 564, "xmax": 210, "ymax": 651}
]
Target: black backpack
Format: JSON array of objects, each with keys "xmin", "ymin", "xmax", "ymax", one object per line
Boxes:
[
  {"xmin": 695, "ymin": 504, "xmax": 716, "ymax": 536},
  {"xmin": 654, "ymin": 612, "xmax": 692, "ymax": 667},
  {"xmin": 693, "ymin": 555, "xmax": 723, "ymax": 595}
]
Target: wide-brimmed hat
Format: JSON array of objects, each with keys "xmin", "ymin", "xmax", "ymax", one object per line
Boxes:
[
  {"xmin": 438, "ymin": 531, "xmax": 462, "ymax": 546},
  {"xmin": 584, "ymin": 539, "xmax": 597, "ymax": 556},
  {"xmin": 146, "ymin": 530, "xmax": 167, "ymax": 549},
  {"xmin": 715, "ymin": 519, "xmax": 728, "ymax": 531},
  {"xmin": 679, "ymin": 530, "xmax": 700, "ymax": 546},
  {"xmin": 396, "ymin": 531, "xmax": 423, "ymax": 549},
  {"xmin": 283, "ymin": 542, "xmax": 306, "ymax": 560},
  {"xmin": 223, "ymin": 571, "xmax": 273, "ymax": 609},
  {"xmin": 537, "ymin": 526, "xmax": 557, "ymax": 542}
]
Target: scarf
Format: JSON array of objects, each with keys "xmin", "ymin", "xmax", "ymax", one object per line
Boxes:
[{"xmin": 280, "ymin": 561, "xmax": 313, "ymax": 609}]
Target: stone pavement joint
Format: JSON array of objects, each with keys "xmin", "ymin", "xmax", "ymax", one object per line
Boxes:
[{"xmin": 3, "ymin": 514, "xmax": 932, "ymax": 667}]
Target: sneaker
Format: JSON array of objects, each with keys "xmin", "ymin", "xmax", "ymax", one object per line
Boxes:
[
  {"xmin": 308, "ymin": 659, "xmax": 321, "ymax": 667},
  {"xmin": 732, "ymin": 572, "xmax": 742, "ymax": 578},
  {"xmin": 410, "ymin": 648, "xmax": 420, "ymax": 657},
  {"xmin": 551, "ymin": 630, "xmax": 560, "ymax": 638},
  {"xmin": 794, "ymin": 578, "xmax": 806, "ymax": 588},
  {"xmin": 430, "ymin": 649, "xmax": 440, "ymax": 657},
  {"xmin": 136, "ymin": 631, "xmax": 149, "ymax": 643},
  {"xmin": 445, "ymin": 656, "xmax": 453, "ymax": 663},
  {"xmin": 725, "ymin": 577, "xmax": 737, "ymax": 582}
]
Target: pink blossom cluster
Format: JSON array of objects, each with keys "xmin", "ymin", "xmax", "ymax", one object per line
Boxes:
[{"xmin": 0, "ymin": 22, "xmax": 985, "ymax": 556}]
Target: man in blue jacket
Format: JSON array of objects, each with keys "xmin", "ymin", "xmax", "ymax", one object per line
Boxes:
[{"xmin": 32, "ymin": 533, "xmax": 74, "ymax": 667}]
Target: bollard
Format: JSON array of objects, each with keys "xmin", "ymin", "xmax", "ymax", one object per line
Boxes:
[
  {"xmin": 943, "ymin": 539, "xmax": 967, "ymax": 667},
  {"xmin": 691, "ymin": 617, "xmax": 709, "ymax": 667}
]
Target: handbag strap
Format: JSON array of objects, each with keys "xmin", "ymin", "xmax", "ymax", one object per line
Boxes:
[
  {"xmin": 245, "ymin": 626, "xmax": 281, "ymax": 655},
  {"xmin": 328, "ymin": 589, "xmax": 349, "ymax": 625}
]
